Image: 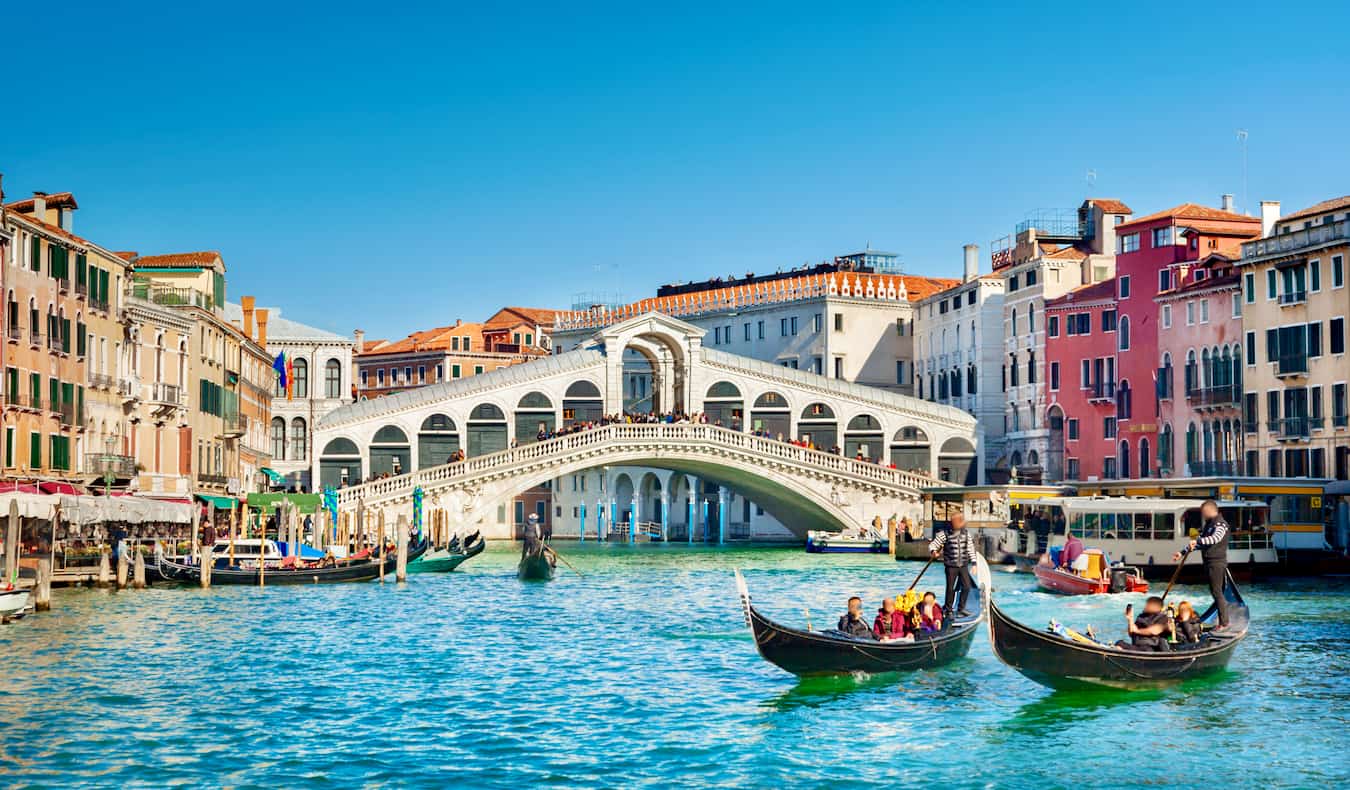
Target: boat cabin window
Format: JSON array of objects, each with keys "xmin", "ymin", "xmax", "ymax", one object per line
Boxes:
[{"xmin": 1152, "ymin": 513, "xmax": 1175, "ymax": 540}]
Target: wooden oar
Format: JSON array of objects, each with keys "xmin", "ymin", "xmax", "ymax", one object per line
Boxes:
[
  {"xmin": 906, "ymin": 555, "xmax": 937, "ymax": 592},
  {"xmin": 545, "ymin": 545, "xmax": 584, "ymax": 577},
  {"xmin": 1160, "ymin": 547, "xmax": 1191, "ymax": 604}
]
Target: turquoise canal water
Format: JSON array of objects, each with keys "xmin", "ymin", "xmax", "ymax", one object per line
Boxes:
[{"xmin": 1, "ymin": 544, "xmax": 1347, "ymax": 788}]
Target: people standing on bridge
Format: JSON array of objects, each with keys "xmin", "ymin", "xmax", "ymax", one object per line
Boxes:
[
  {"xmin": 928, "ymin": 512, "xmax": 978, "ymax": 620},
  {"xmin": 1173, "ymin": 499, "xmax": 1230, "ymax": 629}
]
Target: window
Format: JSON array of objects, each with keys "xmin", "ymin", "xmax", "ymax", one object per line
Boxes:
[
  {"xmin": 1067, "ymin": 418, "xmax": 1079, "ymax": 440},
  {"xmin": 270, "ymin": 417, "xmax": 286, "ymax": 461},
  {"xmin": 1311, "ymin": 259, "xmax": 1321, "ymax": 292},
  {"xmin": 1151, "ymin": 227, "xmax": 1172, "ymax": 248},
  {"xmin": 474, "ymin": 365, "xmax": 484, "ymax": 375},
  {"xmin": 1119, "ymin": 233, "xmax": 1140, "ymax": 253},
  {"xmin": 1026, "ymin": 269, "xmax": 1037, "ymax": 287},
  {"xmin": 1159, "ymin": 269, "xmax": 1172, "ymax": 292},
  {"xmin": 1009, "ymin": 353, "xmax": 1019, "ymax": 386},
  {"xmin": 435, "ymin": 364, "xmax": 444, "ymax": 381},
  {"xmin": 1027, "ymin": 304, "xmax": 1035, "ymax": 333},
  {"xmin": 325, "ymin": 359, "xmax": 342, "ymax": 398},
  {"xmin": 451, "ymin": 336, "xmax": 460, "ymax": 351},
  {"xmin": 834, "ymin": 314, "xmax": 843, "ymax": 332},
  {"xmin": 376, "ymin": 368, "xmax": 385, "ymax": 386},
  {"xmin": 1332, "ymin": 317, "xmax": 1345, "ymax": 355},
  {"xmin": 833, "ymin": 357, "xmax": 843, "ymax": 378},
  {"xmin": 418, "ymin": 365, "xmax": 426, "ymax": 384},
  {"xmin": 1309, "ymin": 321, "xmax": 1323, "ymax": 357},
  {"xmin": 967, "ymin": 290, "xmax": 976, "ymax": 305},
  {"xmin": 1104, "ymin": 416, "xmax": 1117, "ymax": 439},
  {"xmin": 1334, "ymin": 255, "xmax": 1345, "ymax": 289},
  {"xmin": 360, "ymin": 370, "xmax": 369, "ymax": 387},
  {"xmin": 757, "ymin": 320, "xmax": 765, "ymax": 340},
  {"xmin": 713, "ymin": 327, "xmax": 721, "ymax": 345},
  {"xmin": 451, "ymin": 364, "xmax": 461, "ymax": 379},
  {"xmin": 403, "ymin": 366, "xmax": 412, "ymax": 384},
  {"xmin": 1231, "ymin": 293, "xmax": 1241, "ymax": 319},
  {"xmin": 780, "ymin": 318, "xmax": 787, "ymax": 337},
  {"xmin": 1312, "ymin": 386, "xmax": 1324, "ymax": 424},
  {"xmin": 1162, "ymin": 304, "xmax": 1172, "ymax": 329},
  {"xmin": 1267, "ymin": 390, "xmax": 1280, "ymax": 425},
  {"xmin": 290, "ymin": 418, "xmax": 307, "ymax": 461},
  {"xmin": 1244, "ymin": 272, "xmax": 1255, "ymax": 303},
  {"xmin": 1246, "ymin": 331, "xmax": 1256, "ymax": 365},
  {"xmin": 1048, "ymin": 315, "xmax": 1059, "ymax": 337},
  {"xmin": 1195, "ymin": 269, "xmax": 1207, "ymax": 282},
  {"xmin": 1119, "ymin": 276, "xmax": 1131, "ymax": 299},
  {"xmin": 1009, "ymin": 275, "xmax": 1019, "ymax": 292},
  {"xmin": 895, "ymin": 361, "xmax": 905, "ymax": 385},
  {"xmin": 1200, "ymin": 299, "xmax": 1209, "ymax": 324},
  {"xmin": 790, "ymin": 317, "xmax": 798, "ymax": 335},
  {"xmin": 292, "ymin": 358, "xmax": 308, "ymax": 398},
  {"xmin": 1102, "ymin": 310, "xmax": 1116, "ymax": 332},
  {"xmin": 1334, "ymin": 383, "xmax": 1347, "ymax": 427},
  {"xmin": 1010, "ymin": 308, "xmax": 1017, "ymax": 336},
  {"xmin": 1050, "ymin": 362, "xmax": 1060, "ymax": 391},
  {"xmin": 724, "ymin": 324, "xmax": 731, "ymax": 342},
  {"xmin": 1028, "ymin": 351, "xmax": 1036, "ymax": 384},
  {"xmin": 744, "ymin": 323, "xmax": 751, "ymax": 341},
  {"xmin": 1267, "ymin": 268, "xmax": 1277, "ymax": 300},
  {"xmin": 1080, "ymin": 359, "xmax": 1090, "ymax": 389},
  {"xmin": 812, "ymin": 314, "xmax": 821, "ymax": 333}
]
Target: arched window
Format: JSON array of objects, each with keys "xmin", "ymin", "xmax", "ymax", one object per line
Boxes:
[
  {"xmin": 293, "ymin": 358, "xmax": 308, "ymax": 398},
  {"xmin": 325, "ymin": 359, "xmax": 342, "ymax": 399},
  {"xmin": 290, "ymin": 418, "xmax": 307, "ymax": 461},
  {"xmin": 1118, "ymin": 316, "xmax": 1130, "ymax": 351},
  {"xmin": 270, "ymin": 417, "xmax": 286, "ymax": 461},
  {"xmin": 1185, "ymin": 422, "xmax": 1199, "ymax": 465},
  {"xmin": 968, "ymin": 364, "xmax": 978, "ymax": 395}
]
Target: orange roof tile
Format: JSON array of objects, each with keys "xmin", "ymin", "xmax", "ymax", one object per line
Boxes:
[
  {"xmin": 1087, "ymin": 198, "xmax": 1132, "ymax": 214},
  {"xmin": 1119, "ymin": 203, "xmax": 1259, "ymax": 229},
  {"xmin": 3, "ymin": 208, "xmax": 92, "ymax": 247},
  {"xmin": 484, "ymin": 306, "xmax": 559, "ymax": 327},
  {"xmin": 134, "ymin": 251, "xmax": 223, "ymax": 268},
  {"xmin": 1048, "ymin": 278, "xmax": 1115, "ymax": 307},
  {"xmin": 1042, "ymin": 245, "xmax": 1089, "ymax": 261},
  {"xmin": 113, "ymin": 251, "xmax": 138, "ymax": 261},
  {"xmin": 3, "ymin": 191, "xmax": 78, "ymax": 212},
  {"xmin": 1279, "ymin": 195, "xmax": 1350, "ymax": 224}
]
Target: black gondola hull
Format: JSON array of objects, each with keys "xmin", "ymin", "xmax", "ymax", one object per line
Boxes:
[
  {"xmin": 747, "ymin": 606, "xmax": 980, "ymax": 676},
  {"xmin": 157, "ymin": 541, "xmax": 428, "ymax": 585},
  {"xmin": 517, "ymin": 550, "xmax": 555, "ymax": 581},
  {"xmin": 988, "ymin": 572, "xmax": 1249, "ymax": 690}
]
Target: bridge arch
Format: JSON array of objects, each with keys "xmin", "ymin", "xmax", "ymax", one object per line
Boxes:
[
  {"xmin": 844, "ymin": 413, "xmax": 884, "ymax": 462},
  {"xmin": 891, "ymin": 426, "xmax": 931, "ymax": 474},
  {"xmin": 319, "ymin": 437, "xmax": 362, "ymax": 488},
  {"xmin": 418, "ymin": 414, "xmax": 459, "ymax": 469},
  {"xmin": 798, "ymin": 403, "xmax": 837, "ymax": 450},
  {"xmin": 703, "ymin": 381, "xmax": 744, "ymax": 429},
  {"xmin": 468, "ymin": 403, "xmax": 509, "ymax": 456},
  {"xmin": 750, "ymin": 390, "xmax": 790, "ymax": 439},
  {"xmin": 938, "ymin": 436, "xmax": 978, "ymax": 485},
  {"xmin": 563, "ymin": 380, "xmax": 603, "ymax": 427},
  {"xmin": 515, "ymin": 391, "xmax": 556, "ymax": 443},
  {"xmin": 613, "ymin": 472, "xmax": 636, "ymax": 524},
  {"xmin": 370, "ymin": 425, "xmax": 411, "ymax": 477}
]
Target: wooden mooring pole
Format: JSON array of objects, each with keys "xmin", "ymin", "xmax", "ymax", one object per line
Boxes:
[
  {"xmin": 396, "ymin": 515, "xmax": 409, "ymax": 583},
  {"xmin": 35, "ymin": 558, "xmax": 52, "ymax": 611}
]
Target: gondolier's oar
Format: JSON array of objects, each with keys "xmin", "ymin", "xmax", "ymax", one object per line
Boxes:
[
  {"xmin": 906, "ymin": 555, "xmax": 937, "ymax": 592},
  {"xmin": 546, "ymin": 546, "xmax": 584, "ymax": 578},
  {"xmin": 1160, "ymin": 547, "xmax": 1191, "ymax": 604}
]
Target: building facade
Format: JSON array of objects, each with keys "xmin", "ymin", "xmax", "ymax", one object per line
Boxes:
[
  {"xmin": 1238, "ymin": 196, "xmax": 1350, "ymax": 489},
  {"xmin": 993, "ymin": 199, "xmax": 1129, "ymax": 482},
  {"xmin": 120, "ymin": 285, "xmax": 194, "ymax": 497},
  {"xmin": 913, "ymin": 244, "xmax": 1006, "ymax": 478}
]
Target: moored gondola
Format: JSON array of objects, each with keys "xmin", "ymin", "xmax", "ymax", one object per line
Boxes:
[
  {"xmin": 988, "ymin": 570, "xmax": 1249, "ymax": 690},
  {"xmin": 734, "ymin": 555, "xmax": 991, "ymax": 676},
  {"xmin": 157, "ymin": 538, "xmax": 428, "ymax": 585},
  {"xmin": 409, "ymin": 531, "xmax": 486, "ymax": 574}
]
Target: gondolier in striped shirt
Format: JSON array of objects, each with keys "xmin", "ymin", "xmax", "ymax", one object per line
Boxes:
[
  {"xmin": 1173, "ymin": 499, "xmax": 1230, "ymax": 629},
  {"xmin": 929, "ymin": 512, "xmax": 978, "ymax": 620}
]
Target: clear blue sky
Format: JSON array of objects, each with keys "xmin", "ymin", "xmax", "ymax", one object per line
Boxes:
[{"xmin": 4, "ymin": 1, "xmax": 1347, "ymax": 340}]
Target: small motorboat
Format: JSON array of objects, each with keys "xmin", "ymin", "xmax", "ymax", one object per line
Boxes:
[
  {"xmin": 805, "ymin": 527, "xmax": 886, "ymax": 554},
  {"xmin": 409, "ymin": 531, "xmax": 486, "ymax": 574},
  {"xmin": 1034, "ymin": 548, "xmax": 1147, "ymax": 595},
  {"xmin": 0, "ymin": 587, "xmax": 32, "ymax": 622},
  {"xmin": 734, "ymin": 555, "xmax": 991, "ymax": 676},
  {"xmin": 989, "ymin": 570, "xmax": 1249, "ymax": 690}
]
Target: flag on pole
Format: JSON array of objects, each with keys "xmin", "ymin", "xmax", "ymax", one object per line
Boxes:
[
  {"xmin": 285, "ymin": 357, "xmax": 295, "ymax": 401},
  {"xmin": 272, "ymin": 351, "xmax": 287, "ymax": 390}
]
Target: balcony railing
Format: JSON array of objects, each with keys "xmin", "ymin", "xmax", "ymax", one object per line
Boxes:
[
  {"xmin": 1270, "ymin": 417, "xmax": 1314, "ymax": 439},
  {"xmin": 29, "ymin": 330, "xmax": 42, "ymax": 348},
  {"xmin": 1243, "ymin": 420, "xmax": 1258, "ymax": 433},
  {"xmin": 118, "ymin": 379, "xmax": 140, "ymax": 399},
  {"xmin": 1335, "ymin": 414, "xmax": 1349, "ymax": 429},
  {"xmin": 128, "ymin": 282, "xmax": 213, "ymax": 311},
  {"xmin": 198, "ymin": 473, "xmax": 228, "ymax": 486},
  {"xmin": 1187, "ymin": 385, "xmax": 1240, "ymax": 409},
  {"xmin": 57, "ymin": 276, "xmax": 71, "ymax": 293},
  {"xmin": 90, "ymin": 296, "xmax": 110, "ymax": 312},
  {"xmin": 1088, "ymin": 381, "xmax": 1116, "ymax": 403},
  {"xmin": 1190, "ymin": 460, "xmax": 1239, "ymax": 477},
  {"xmin": 47, "ymin": 334, "xmax": 62, "ymax": 352},
  {"xmin": 1277, "ymin": 354, "xmax": 1309, "ymax": 377},
  {"xmin": 85, "ymin": 453, "xmax": 136, "ymax": 478},
  {"xmin": 75, "ymin": 280, "xmax": 88, "ymax": 298},
  {"xmin": 1278, "ymin": 290, "xmax": 1307, "ymax": 306},
  {"xmin": 148, "ymin": 382, "xmax": 184, "ymax": 406},
  {"xmin": 221, "ymin": 412, "xmax": 248, "ymax": 437},
  {"xmin": 1242, "ymin": 219, "xmax": 1350, "ymax": 260},
  {"xmin": 59, "ymin": 402, "xmax": 80, "ymax": 425},
  {"xmin": 89, "ymin": 373, "xmax": 115, "ymax": 390},
  {"xmin": 5, "ymin": 325, "xmax": 18, "ymax": 342}
]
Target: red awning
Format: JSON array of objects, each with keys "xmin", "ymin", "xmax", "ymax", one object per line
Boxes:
[
  {"xmin": 39, "ymin": 481, "xmax": 86, "ymax": 495},
  {"xmin": 0, "ymin": 481, "xmax": 42, "ymax": 494}
]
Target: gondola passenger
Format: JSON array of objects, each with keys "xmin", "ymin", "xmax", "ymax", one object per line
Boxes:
[
  {"xmin": 1173, "ymin": 601, "xmax": 1202, "ymax": 644},
  {"xmin": 837, "ymin": 596, "xmax": 874, "ymax": 639},
  {"xmin": 873, "ymin": 598, "xmax": 910, "ymax": 641},
  {"xmin": 1117, "ymin": 597, "xmax": 1172, "ymax": 652},
  {"xmin": 914, "ymin": 592, "xmax": 943, "ymax": 633}
]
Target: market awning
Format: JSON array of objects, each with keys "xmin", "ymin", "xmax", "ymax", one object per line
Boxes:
[
  {"xmin": 260, "ymin": 467, "xmax": 285, "ymax": 485},
  {"xmin": 60, "ymin": 495, "xmax": 195, "ymax": 525},
  {"xmin": 246, "ymin": 492, "xmax": 321, "ymax": 511},
  {"xmin": 196, "ymin": 493, "xmax": 237, "ymax": 510},
  {"xmin": 0, "ymin": 492, "xmax": 60, "ymax": 518}
]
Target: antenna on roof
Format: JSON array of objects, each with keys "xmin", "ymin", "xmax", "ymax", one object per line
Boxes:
[{"xmin": 1236, "ymin": 129, "xmax": 1249, "ymax": 214}]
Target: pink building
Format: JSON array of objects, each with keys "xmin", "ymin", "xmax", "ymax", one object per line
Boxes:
[{"xmin": 1044, "ymin": 280, "xmax": 1119, "ymax": 480}]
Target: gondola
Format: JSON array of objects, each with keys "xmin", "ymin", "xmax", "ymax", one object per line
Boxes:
[
  {"xmin": 733, "ymin": 555, "xmax": 991, "ymax": 676},
  {"xmin": 988, "ymin": 569, "xmax": 1249, "ymax": 690},
  {"xmin": 409, "ymin": 531, "xmax": 486, "ymax": 573},
  {"xmin": 517, "ymin": 515, "xmax": 556, "ymax": 581},
  {"xmin": 156, "ymin": 539, "xmax": 429, "ymax": 585}
]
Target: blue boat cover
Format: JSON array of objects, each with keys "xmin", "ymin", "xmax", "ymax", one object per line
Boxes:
[{"xmin": 276, "ymin": 542, "xmax": 325, "ymax": 560}]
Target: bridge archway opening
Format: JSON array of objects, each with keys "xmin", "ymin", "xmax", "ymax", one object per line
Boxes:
[
  {"xmin": 370, "ymin": 426, "xmax": 411, "ymax": 477},
  {"xmin": 616, "ymin": 326, "xmax": 690, "ymax": 415},
  {"xmin": 621, "ymin": 347, "xmax": 657, "ymax": 415},
  {"xmin": 703, "ymin": 381, "xmax": 744, "ymax": 430},
  {"xmin": 751, "ymin": 391, "xmax": 790, "ymax": 439},
  {"xmin": 319, "ymin": 438, "xmax": 361, "ymax": 488},
  {"xmin": 939, "ymin": 436, "xmax": 978, "ymax": 485},
  {"xmin": 563, "ymin": 381, "xmax": 602, "ymax": 427},
  {"xmin": 515, "ymin": 392, "xmax": 556, "ymax": 443},
  {"xmin": 844, "ymin": 414, "xmax": 884, "ymax": 462},
  {"xmin": 798, "ymin": 403, "xmax": 837, "ymax": 450},
  {"xmin": 468, "ymin": 404, "xmax": 508, "ymax": 456},
  {"xmin": 418, "ymin": 414, "xmax": 459, "ymax": 469},
  {"xmin": 639, "ymin": 472, "xmax": 663, "ymax": 525},
  {"xmin": 891, "ymin": 427, "xmax": 931, "ymax": 474},
  {"xmin": 613, "ymin": 473, "xmax": 635, "ymax": 524}
]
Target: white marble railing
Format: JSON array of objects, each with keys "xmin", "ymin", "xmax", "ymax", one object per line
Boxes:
[{"xmin": 335, "ymin": 423, "xmax": 941, "ymax": 508}]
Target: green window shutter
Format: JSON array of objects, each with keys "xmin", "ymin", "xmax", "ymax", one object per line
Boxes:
[
  {"xmin": 49, "ymin": 378, "xmax": 59, "ymax": 409},
  {"xmin": 76, "ymin": 323, "xmax": 86, "ymax": 356},
  {"xmin": 31, "ymin": 236, "xmax": 40, "ymax": 273},
  {"xmin": 6, "ymin": 368, "xmax": 16, "ymax": 402},
  {"xmin": 89, "ymin": 264, "xmax": 98, "ymax": 297},
  {"xmin": 30, "ymin": 373, "xmax": 40, "ymax": 407},
  {"xmin": 54, "ymin": 246, "xmax": 67, "ymax": 279},
  {"xmin": 76, "ymin": 254, "xmax": 87, "ymax": 285},
  {"xmin": 77, "ymin": 386, "xmax": 84, "ymax": 425},
  {"xmin": 213, "ymin": 272, "xmax": 225, "ymax": 309},
  {"xmin": 98, "ymin": 269, "xmax": 110, "ymax": 304},
  {"xmin": 5, "ymin": 429, "xmax": 12, "ymax": 467},
  {"xmin": 61, "ymin": 318, "xmax": 71, "ymax": 353},
  {"xmin": 30, "ymin": 432, "xmax": 41, "ymax": 468}
]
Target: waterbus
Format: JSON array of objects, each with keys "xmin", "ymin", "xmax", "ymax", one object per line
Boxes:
[{"xmin": 914, "ymin": 484, "xmax": 1072, "ymax": 562}]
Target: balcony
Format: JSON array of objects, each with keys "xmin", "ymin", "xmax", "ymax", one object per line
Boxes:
[
  {"xmin": 1190, "ymin": 460, "xmax": 1240, "ymax": 477},
  {"xmin": 89, "ymin": 373, "xmax": 115, "ymax": 390},
  {"xmin": 1270, "ymin": 417, "xmax": 1313, "ymax": 440},
  {"xmin": 1336, "ymin": 414, "xmax": 1349, "ymax": 429},
  {"xmin": 29, "ymin": 330, "xmax": 42, "ymax": 349},
  {"xmin": 47, "ymin": 334, "xmax": 62, "ymax": 352},
  {"xmin": 1278, "ymin": 290, "xmax": 1307, "ymax": 306},
  {"xmin": 119, "ymin": 378, "xmax": 140, "ymax": 402},
  {"xmin": 128, "ymin": 282, "xmax": 213, "ymax": 311},
  {"xmin": 1276, "ymin": 354, "xmax": 1308, "ymax": 378},
  {"xmin": 75, "ymin": 280, "xmax": 88, "ymax": 299},
  {"xmin": 1242, "ymin": 219, "xmax": 1350, "ymax": 261},
  {"xmin": 57, "ymin": 276, "xmax": 71, "ymax": 293},
  {"xmin": 90, "ymin": 296, "xmax": 110, "ymax": 312},
  {"xmin": 1243, "ymin": 420, "xmax": 1258, "ymax": 433},
  {"xmin": 5, "ymin": 324, "xmax": 18, "ymax": 343},
  {"xmin": 148, "ymin": 382, "xmax": 185, "ymax": 407},
  {"xmin": 1087, "ymin": 380, "xmax": 1116, "ymax": 403},
  {"xmin": 198, "ymin": 473, "xmax": 228, "ymax": 486},
  {"xmin": 59, "ymin": 402, "xmax": 81, "ymax": 426},
  {"xmin": 1015, "ymin": 209, "xmax": 1084, "ymax": 241},
  {"xmin": 1187, "ymin": 384, "xmax": 1240, "ymax": 410},
  {"xmin": 221, "ymin": 412, "xmax": 248, "ymax": 438},
  {"xmin": 85, "ymin": 453, "xmax": 136, "ymax": 478}
]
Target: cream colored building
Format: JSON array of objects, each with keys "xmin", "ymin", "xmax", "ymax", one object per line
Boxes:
[{"xmin": 1238, "ymin": 197, "xmax": 1350, "ymax": 506}]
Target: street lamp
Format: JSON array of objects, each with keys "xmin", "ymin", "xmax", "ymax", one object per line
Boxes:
[{"xmin": 102, "ymin": 435, "xmax": 118, "ymax": 499}]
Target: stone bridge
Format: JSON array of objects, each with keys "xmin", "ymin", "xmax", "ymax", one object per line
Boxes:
[{"xmin": 314, "ymin": 313, "xmax": 981, "ymax": 538}]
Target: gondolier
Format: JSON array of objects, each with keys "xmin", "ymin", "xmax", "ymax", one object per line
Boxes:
[
  {"xmin": 1174, "ymin": 499, "xmax": 1230, "ymax": 629},
  {"xmin": 928, "ymin": 512, "xmax": 978, "ymax": 619}
]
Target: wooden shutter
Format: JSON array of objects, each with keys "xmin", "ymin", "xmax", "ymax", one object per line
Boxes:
[
  {"xmin": 77, "ymin": 386, "xmax": 84, "ymax": 425},
  {"xmin": 76, "ymin": 323, "xmax": 86, "ymax": 356},
  {"xmin": 77, "ymin": 254, "xmax": 87, "ymax": 285},
  {"xmin": 61, "ymin": 318, "xmax": 71, "ymax": 353},
  {"xmin": 1265, "ymin": 328, "xmax": 1278, "ymax": 362},
  {"xmin": 31, "ymin": 236, "xmax": 40, "ymax": 272},
  {"xmin": 30, "ymin": 432, "xmax": 41, "ymax": 468},
  {"xmin": 98, "ymin": 270, "xmax": 110, "ymax": 304},
  {"xmin": 49, "ymin": 378, "xmax": 60, "ymax": 409}
]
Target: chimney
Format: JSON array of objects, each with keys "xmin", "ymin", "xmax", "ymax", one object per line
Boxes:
[
  {"xmin": 256, "ymin": 308, "xmax": 270, "ymax": 347},
  {"xmin": 454, "ymin": 318, "xmax": 462, "ymax": 328},
  {"xmin": 32, "ymin": 191, "xmax": 47, "ymax": 219},
  {"xmin": 353, "ymin": 329, "xmax": 365, "ymax": 354},
  {"xmin": 240, "ymin": 296, "xmax": 256, "ymax": 340},
  {"xmin": 962, "ymin": 244, "xmax": 979, "ymax": 283},
  {"xmin": 1260, "ymin": 201, "xmax": 1281, "ymax": 237},
  {"xmin": 59, "ymin": 207, "xmax": 73, "ymax": 232},
  {"xmin": 1221, "ymin": 194, "xmax": 1234, "ymax": 213}
]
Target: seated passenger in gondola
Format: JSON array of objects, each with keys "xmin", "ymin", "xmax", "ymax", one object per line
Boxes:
[
  {"xmin": 1173, "ymin": 601, "xmax": 1202, "ymax": 644},
  {"xmin": 914, "ymin": 592, "xmax": 943, "ymax": 633},
  {"xmin": 1116, "ymin": 597, "xmax": 1172, "ymax": 652},
  {"xmin": 873, "ymin": 597, "xmax": 912, "ymax": 641},
  {"xmin": 837, "ymin": 596, "xmax": 874, "ymax": 639}
]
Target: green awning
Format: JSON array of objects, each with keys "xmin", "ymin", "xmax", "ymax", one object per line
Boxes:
[
  {"xmin": 196, "ymin": 493, "xmax": 237, "ymax": 510},
  {"xmin": 260, "ymin": 467, "xmax": 285, "ymax": 484},
  {"xmin": 246, "ymin": 492, "xmax": 322, "ymax": 511}
]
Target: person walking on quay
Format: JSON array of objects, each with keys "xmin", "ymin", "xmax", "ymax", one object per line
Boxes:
[
  {"xmin": 1173, "ymin": 499, "xmax": 1230, "ymax": 629},
  {"xmin": 928, "ymin": 512, "xmax": 978, "ymax": 620}
]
